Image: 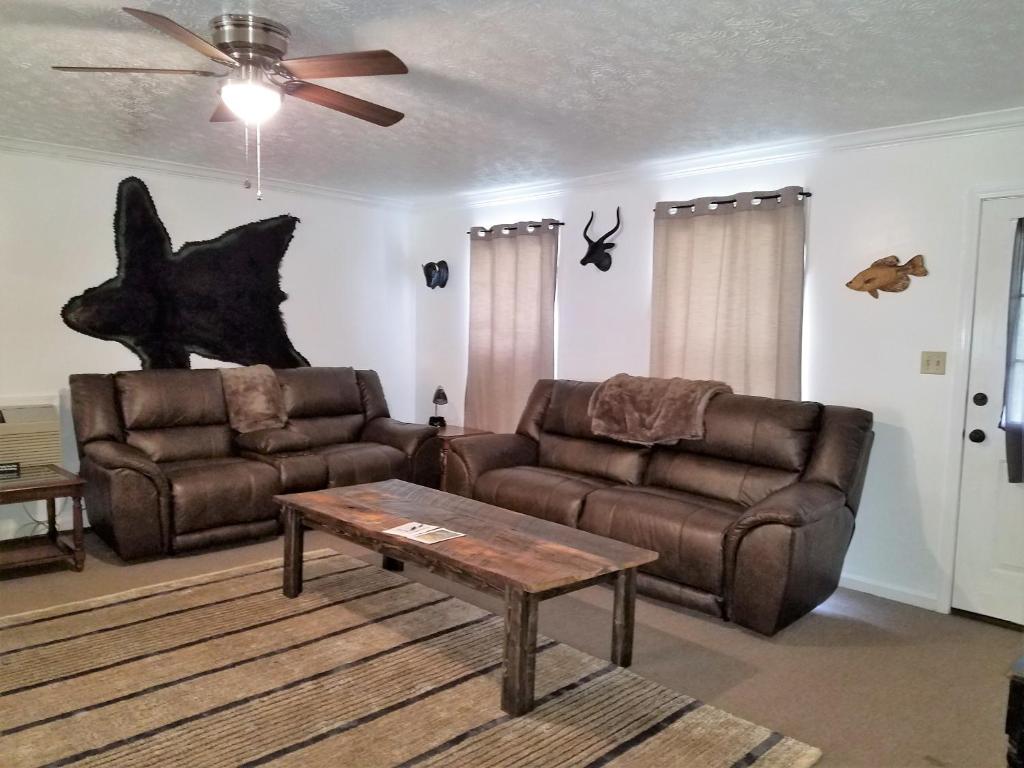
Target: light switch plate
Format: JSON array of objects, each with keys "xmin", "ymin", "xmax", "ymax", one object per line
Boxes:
[{"xmin": 921, "ymin": 351, "xmax": 946, "ymax": 375}]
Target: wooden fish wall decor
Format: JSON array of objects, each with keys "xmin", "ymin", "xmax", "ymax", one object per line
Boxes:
[{"xmin": 846, "ymin": 254, "xmax": 928, "ymax": 298}]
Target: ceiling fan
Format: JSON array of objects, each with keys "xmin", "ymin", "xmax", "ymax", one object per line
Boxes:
[{"xmin": 53, "ymin": 7, "xmax": 407, "ymax": 127}]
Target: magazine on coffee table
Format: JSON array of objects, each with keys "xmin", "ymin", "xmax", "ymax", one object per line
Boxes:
[{"xmin": 382, "ymin": 522, "xmax": 466, "ymax": 544}]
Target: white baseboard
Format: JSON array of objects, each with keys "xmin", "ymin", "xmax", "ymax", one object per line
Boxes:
[{"xmin": 838, "ymin": 573, "xmax": 944, "ymax": 612}]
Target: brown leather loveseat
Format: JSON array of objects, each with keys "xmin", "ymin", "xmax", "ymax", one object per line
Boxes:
[
  {"xmin": 447, "ymin": 379, "xmax": 873, "ymax": 635},
  {"xmin": 69, "ymin": 367, "xmax": 437, "ymax": 560}
]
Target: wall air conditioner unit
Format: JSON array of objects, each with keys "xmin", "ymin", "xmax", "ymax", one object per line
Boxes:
[{"xmin": 0, "ymin": 405, "xmax": 62, "ymax": 472}]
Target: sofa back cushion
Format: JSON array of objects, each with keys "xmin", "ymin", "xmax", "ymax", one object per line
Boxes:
[
  {"xmin": 645, "ymin": 452, "xmax": 799, "ymax": 507},
  {"xmin": 116, "ymin": 370, "xmax": 228, "ymax": 429},
  {"xmin": 538, "ymin": 433, "xmax": 647, "ymax": 485},
  {"xmin": 536, "ymin": 380, "xmax": 648, "ymax": 484},
  {"xmin": 676, "ymin": 394, "xmax": 821, "ymax": 471},
  {"xmin": 276, "ymin": 367, "xmax": 363, "ymax": 418},
  {"xmin": 288, "ymin": 415, "xmax": 365, "ymax": 448},
  {"xmin": 115, "ymin": 370, "xmax": 233, "ymax": 462},
  {"xmin": 274, "ymin": 368, "xmax": 366, "ymax": 448},
  {"xmin": 541, "ymin": 380, "xmax": 600, "ymax": 438},
  {"xmin": 645, "ymin": 394, "xmax": 821, "ymax": 506},
  {"xmin": 127, "ymin": 426, "xmax": 234, "ymax": 463}
]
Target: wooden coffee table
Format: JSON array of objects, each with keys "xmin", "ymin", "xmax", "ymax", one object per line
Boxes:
[{"xmin": 275, "ymin": 479, "xmax": 658, "ymax": 716}]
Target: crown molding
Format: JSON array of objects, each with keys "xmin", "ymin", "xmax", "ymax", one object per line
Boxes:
[
  {"xmin": 0, "ymin": 135, "xmax": 411, "ymax": 209},
  {"xmin": 443, "ymin": 105, "xmax": 1024, "ymax": 209},
  {"xmin": 4, "ymin": 104, "xmax": 1024, "ymax": 211}
]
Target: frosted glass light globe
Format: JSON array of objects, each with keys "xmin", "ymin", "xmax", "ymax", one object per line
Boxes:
[{"xmin": 221, "ymin": 80, "xmax": 282, "ymax": 125}]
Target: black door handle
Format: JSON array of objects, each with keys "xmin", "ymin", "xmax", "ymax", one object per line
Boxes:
[
  {"xmin": 973, "ymin": 392, "xmax": 988, "ymax": 406},
  {"xmin": 968, "ymin": 429, "xmax": 986, "ymax": 443}
]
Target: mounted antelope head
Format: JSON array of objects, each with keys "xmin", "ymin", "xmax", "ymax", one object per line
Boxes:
[{"xmin": 581, "ymin": 207, "xmax": 621, "ymax": 272}]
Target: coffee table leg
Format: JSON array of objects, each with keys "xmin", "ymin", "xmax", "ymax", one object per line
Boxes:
[
  {"xmin": 382, "ymin": 556, "xmax": 404, "ymax": 572},
  {"xmin": 71, "ymin": 496, "xmax": 85, "ymax": 571},
  {"xmin": 612, "ymin": 568, "xmax": 637, "ymax": 667},
  {"xmin": 502, "ymin": 587, "xmax": 538, "ymax": 716},
  {"xmin": 283, "ymin": 506, "xmax": 304, "ymax": 598}
]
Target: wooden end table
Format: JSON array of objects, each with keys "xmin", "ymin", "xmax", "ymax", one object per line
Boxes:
[
  {"xmin": 276, "ymin": 479, "xmax": 658, "ymax": 716},
  {"xmin": 0, "ymin": 465, "xmax": 86, "ymax": 574}
]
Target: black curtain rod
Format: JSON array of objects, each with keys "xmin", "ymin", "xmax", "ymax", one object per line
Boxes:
[
  {"xmin": 466, "ymin": 221, "xmax": 566, "ymax": 235},
  {"xmin": 655, "ymin": 191, "xmax": 812, "ymax": 212}
]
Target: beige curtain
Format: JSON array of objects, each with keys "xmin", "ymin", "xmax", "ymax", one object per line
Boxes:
[
  {"xmin": 650, "ymin": 186, "xmax": 807, "ymax": 400},
  {"xmin": 465, "ymin": 220, "xmax": 559, "ymax": 432}
]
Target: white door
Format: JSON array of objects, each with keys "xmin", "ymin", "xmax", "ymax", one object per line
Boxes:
[{"xmin": 953, "ymin": 196, "xmax": 1024, "ymax": 624}]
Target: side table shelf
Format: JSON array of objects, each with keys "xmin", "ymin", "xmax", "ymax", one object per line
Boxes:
[{"xmin": 0, "ymin": 464, "xmax": 86, "ymax": 574}]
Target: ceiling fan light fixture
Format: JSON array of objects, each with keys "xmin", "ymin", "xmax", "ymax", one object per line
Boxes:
[{"xmin": 221, "ymin": 66, "xmax": 282, "ymax": 125}]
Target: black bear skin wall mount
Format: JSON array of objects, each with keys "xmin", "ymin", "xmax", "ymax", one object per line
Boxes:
[
  {"xmin": 581, "ymin": 207, "xmax": 621, "ymax": 272},
  {"xmin": 62, "ymin": 176, "xmax": 309, "ymax": 369}
]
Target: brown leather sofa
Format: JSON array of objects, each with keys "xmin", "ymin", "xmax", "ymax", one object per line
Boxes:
[
  {"xmin": 447, "ymin": 379, "xmax": 873, "ymax": 635},
  {"xmin": 69, "ymin": 367, "xmax": 437, "ymax": 560}
]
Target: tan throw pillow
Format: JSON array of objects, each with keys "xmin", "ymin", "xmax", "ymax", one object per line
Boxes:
[{"xmin": 220, "ymin": 365, "xmax": 287, "ymax": 434}]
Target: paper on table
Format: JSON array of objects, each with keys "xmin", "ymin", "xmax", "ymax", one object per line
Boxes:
[
  {"xmin": 382, "ymin": 522, "xmax": 466, "ymax": 544},
  {"xmin": 413, "ymin": 528, "xmax": 465, "ymax": 544},
  {"xmin": 383, "ymin": 522, "xmax": 436, "ymax": 539}
]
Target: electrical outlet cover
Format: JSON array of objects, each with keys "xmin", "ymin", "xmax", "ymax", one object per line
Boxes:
[{"xmin": 920, "ymin": 351, "xmax": 947, "ymax": 375}]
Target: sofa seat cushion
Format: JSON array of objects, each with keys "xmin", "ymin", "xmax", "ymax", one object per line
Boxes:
[
  {"xmin": 235, "ymin": 428, "xmax": 312, "ymax": 455},
  {"xmin": 579, "ymin": 486, "xmax": 743, "ymax": 595},
  {"xmin": 160, "ymin": 458, "xmax": 280, "ymax": 535},
  {"xmin": 241, "ymin": 451, "xmax": 328, "ymax": 493},
  {"xmin": 127, "ymin": 425, "xmax": 233, "ymax": 463},
  {"xmin": 317, "ymin": 442, "xmax": 408, "ymax": 487},
  {"xmin": 474, "ymin": 466, "xmax": 612, "ymax": 527}
]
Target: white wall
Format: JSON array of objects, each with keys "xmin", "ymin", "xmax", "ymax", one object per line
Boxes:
[
  {"xmin": 410, "ymin": 123, "xmax": 1024, "ymax": 612},
  {"xmin": 3, "ymin": 116, "xmax": 1022, "ymax": 612},
  {"xmin": 0, "ymin": 148, "xmax": 414, "ymax": 538}
]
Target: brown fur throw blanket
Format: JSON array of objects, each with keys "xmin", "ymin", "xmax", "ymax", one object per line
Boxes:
[
  {"xmin": 220, "ymin": 364, "xmax": 287, "ymax": 434},
  {"xmin": 588, "ymin": 373, "xmax": 732, "ymax": 444}
]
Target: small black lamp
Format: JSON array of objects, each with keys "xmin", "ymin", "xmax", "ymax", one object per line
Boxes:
[{"xmin": 429, "ymin": 386, "xmax": 447, "ymax": 428}]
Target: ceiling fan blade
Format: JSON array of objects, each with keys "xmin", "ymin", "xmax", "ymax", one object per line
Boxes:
[
  {"xmin": 53, "ymin": 66, "xmax": 220, "ymax": 77},
  {"xmin": 122, "ymin": 7, "xmax": 237, "ymax": 67},
  {"xmin": 281, "ymin": 50, "xmax": 408, "ymax": 79},
  {"xmin": 287, "ymin": 81, "xmax": 404, "ymax": 127},
  {"xmin": 210, "ymin": 102, "xmax": 238, "ymax": 122}
]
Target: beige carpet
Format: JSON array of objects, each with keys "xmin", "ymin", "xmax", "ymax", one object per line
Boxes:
[{"xmin": 0, "ymin": 550, "xmax": 820, "ymax": 768}]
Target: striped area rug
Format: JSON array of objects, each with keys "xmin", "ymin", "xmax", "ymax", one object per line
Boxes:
[{"xmin": 0, "ymin": 551, "xmax": 820, "ymax": 767}]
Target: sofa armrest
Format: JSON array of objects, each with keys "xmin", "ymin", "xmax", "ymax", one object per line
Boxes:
[
  {"xmin": 235, "ymin": 428, "xmax": 312, "ymax": 455},
  {"xmin": 362, "ymin": 417, "xmax": 438, "ymax": 457},
  {"xmin": 446, "ymin": 433, "xmax": 538, "ymax": 497},
  {"xmin": 724, "ymin": 482, "xmax": 854, "ymax": 635},
  {"xmin": 80, "ymin": 441, "xmax": 171, "ymax": 559},
  {"xmin": 83, "ymin": 440, "xmax": 168, "ymax": 492},
  {"xmin": 730, "ymin": 482, "xmax": 847, "ymax": 533}
]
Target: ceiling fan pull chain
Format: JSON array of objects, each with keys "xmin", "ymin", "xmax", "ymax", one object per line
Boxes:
[
  {"xmin": 243, "ymin": 123, "xmax": 251, "ymax": 191},
  {"xmin": 256, "ymin": 124, "xmax": 263, "ymax": 201}
]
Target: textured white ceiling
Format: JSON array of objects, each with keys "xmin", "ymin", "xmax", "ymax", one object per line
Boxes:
[{"xmin": 2, "ymin": 0, "xmax": 1023, "ymax": 198}]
